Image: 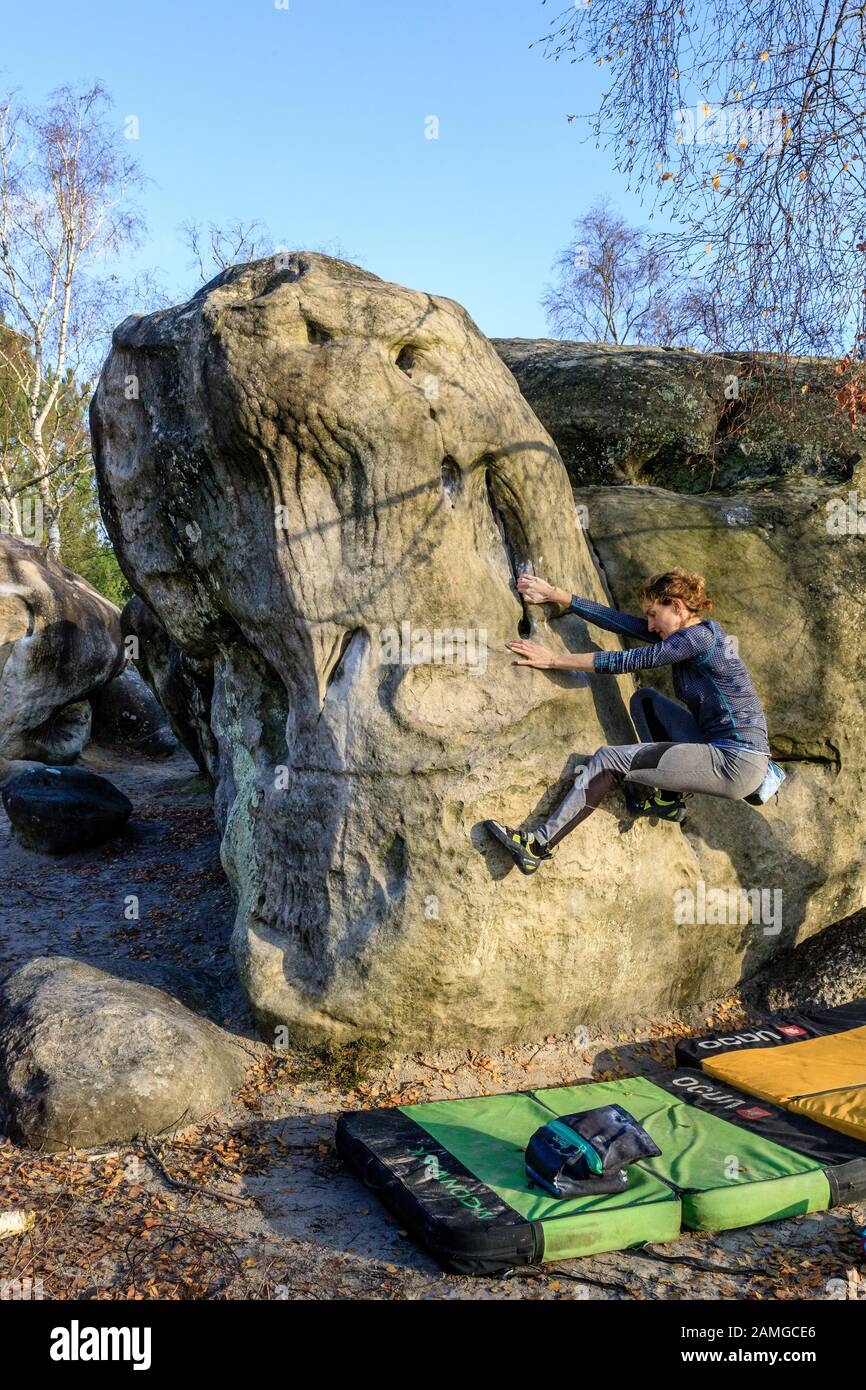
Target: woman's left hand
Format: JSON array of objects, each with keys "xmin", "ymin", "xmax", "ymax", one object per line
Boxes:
[{"xmin": 507, "ymin": 639, "xmax": 558, "ymax": 669}]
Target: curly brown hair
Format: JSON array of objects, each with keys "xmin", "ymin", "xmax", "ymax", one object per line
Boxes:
[{"xmin": 638, "ymin": 567, "xmax": 713, "ymax": 615}]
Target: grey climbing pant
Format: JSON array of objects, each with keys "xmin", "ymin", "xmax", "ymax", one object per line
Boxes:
[{"xmin": 534, "ymin": 687, "xmax": 769, "ymax": 850}]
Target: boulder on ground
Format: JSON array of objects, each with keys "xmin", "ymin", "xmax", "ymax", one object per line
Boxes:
[
  {"xmin": 0, "ymin": 957, "xmax": 249, "ymax": 1150},
  {"xmin": 0, "ymin": 536, "xmax": 124, "ymax": 764},
  {"xmin": 494, "ymin": 339, "xmax": 866, "ymax": 493},
  {"xmin": 98, "ymin": 251, "xmax": 823, "ymax": 1048},
  {"xmin": 88, "ymin": 663, "xmax": 178, "ymax": 757},
  {"xmin": 2, "ymin": 765, "xmax": 132, "ymax": 854},
  {"xmin": 742, "ymin": 906, "xmax": 866, "ymax": 1015}
]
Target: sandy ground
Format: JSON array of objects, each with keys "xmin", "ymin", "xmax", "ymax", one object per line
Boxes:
[{"xmin": 1, "ymin": 745, "xmax": 863, "ymax": 1302}]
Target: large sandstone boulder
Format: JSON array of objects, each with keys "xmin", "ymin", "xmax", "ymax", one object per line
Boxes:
[
  {"xmin": 92, "ymin": 253, "xmax": 715, "ymax": 1045},
  {"xmin": 572, "ymin": 480, "xmax": 866, "ymax": 940},
  {"xmin": 0, "ymin": 957, "xmax": 249, "ymax": 1150},
  {"xmin": 90, "ymin": 253, "xmax": 855, "ymax": 1047},
  {"xmin": 0, "ymin": 537, "xmax": 124, "ymax": 768},
  {"xmin": 494, "ymin": 340, "xmax": 866, "ymax": 493}
]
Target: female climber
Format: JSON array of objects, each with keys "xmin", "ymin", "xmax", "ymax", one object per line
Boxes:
[{"xmin": 484, "ymin": 568, "xmax": 771, "ymax": 875}]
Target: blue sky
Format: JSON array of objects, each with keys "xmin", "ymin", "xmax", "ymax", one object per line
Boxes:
[{"xmin": 2, "ymin": 0, "xmax": 654, "ymax": 337}]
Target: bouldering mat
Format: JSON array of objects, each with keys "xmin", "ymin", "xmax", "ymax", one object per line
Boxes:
[
  {"xmin": 678, "ymin": 999, "xmax": 866, "ymax": 1144},
  {"xmin": 336, "ymin": 1068, "xmax": 866, "ymax": 1272},
  {"xmin": 674, "ymin": 997, "xmax": 866, "ymax": 1070}
]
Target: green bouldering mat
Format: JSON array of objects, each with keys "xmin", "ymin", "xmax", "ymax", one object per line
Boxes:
[
  {"xmin": 336, "ymin": 1088, "xmax": 679, "ymax": 1273},
  {"xmin": 336, "ymin": 1067, "xmax": 866, "ymax": 1272}
]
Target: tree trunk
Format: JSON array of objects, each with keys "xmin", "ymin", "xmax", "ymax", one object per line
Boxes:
[
  {"xmin": 31, "ymin": 426, "xmax": 60, "ymax": 555},
  {"xmin": 0, "ymin": 460, "xmax": 24, "ymax": 537}
]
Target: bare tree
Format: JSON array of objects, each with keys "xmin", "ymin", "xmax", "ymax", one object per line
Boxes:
[
  {"xmin": 0, "ymin": 83, "xmax": 143, "ymax": 554},
  {"xmin": 180, "ymin": 218, "xmax": 274, "ymax": 283},
  {"xmin": 542, "ymin": 199, "xmax": 707, "ymax": 345},
  {"xmin": 539, "ymin": 1, "xmax": 866, "ymax": 357}
]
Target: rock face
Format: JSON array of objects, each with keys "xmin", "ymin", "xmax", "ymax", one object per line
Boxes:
[
  {"xmin": 88, "ymin": 663, "xmax": 178, "ymax": 757},
  {"xmin": 90, "ymin": 253, "xmax": 862, "ymax": 1047},
  {"xmin": 120, "ymin": 597, "xmax": 217, "ymax": 779},
  {"xmin": 0, "ymin": 957, "xmax": 249, "ymax": 1150},
  {"xmin": 494, "ymin": 340, "xmax": 866, "ymax": 493},
  {"xmin": 572, "ymin": 481, "xmax": 866, "ymax": 938},
  {"xmin": 93, "ymin": 252, "xmax": 722, "ymax": 1046},
  {"xmin": 2, "ymin": 765, "xmax": 133, "ymax": 854},
  {"xmin": 741, "ymin": 905, "xmax": 866, "ymax": 1014},
  {"xmin": 0, "ymin": 537, "xmax": 124, "ymax": 767}
]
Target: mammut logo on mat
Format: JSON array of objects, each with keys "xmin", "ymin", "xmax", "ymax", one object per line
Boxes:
[{"xmin": 408, "ymin": 1144, "xmax": 497, "ymax": 1220}]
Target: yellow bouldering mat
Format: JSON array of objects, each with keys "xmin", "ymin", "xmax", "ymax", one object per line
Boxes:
[
  {"xmin": 788, "ymin": 1088, "xmax": 866, "ymax": 1144},
  {"xmin": 703, "ymin": 1025, "xmax": 866, "ymax": 1142}
]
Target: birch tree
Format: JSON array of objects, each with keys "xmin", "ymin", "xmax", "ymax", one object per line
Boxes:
[
  {"xmin": 542, "ymin": 199, "xmax": 707, "ymax": 345},
  {"xmin": 540, "ymin": 0, "xmax": 866, "ymax": 356},
  {"xmin": 0, "ymin": 84, "xmax": 142, "ymax": 554}
]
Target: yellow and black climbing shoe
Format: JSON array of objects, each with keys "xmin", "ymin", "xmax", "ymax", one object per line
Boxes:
[
  {"xmin": 625, "ymin": 786, "xmax": 687, "ymax": 823},
  {"xmin": 484, "ymin": 820, "xmax": 551, "ymax": 874}
]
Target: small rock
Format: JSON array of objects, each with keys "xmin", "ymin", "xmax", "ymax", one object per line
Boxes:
[{"xmin": 1, "ymin": 765, "xmax": 132, "ymax": 854}]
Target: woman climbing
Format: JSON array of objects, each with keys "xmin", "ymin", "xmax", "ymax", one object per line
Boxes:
[{"xmin": 484, "ymin": 568, "xmax": 771, "ymax": 875}]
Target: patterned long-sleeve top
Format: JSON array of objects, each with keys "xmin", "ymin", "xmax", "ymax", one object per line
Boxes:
[{"xmin": 568, "ymin": 594, "xmax": 770, "ymax": 755}]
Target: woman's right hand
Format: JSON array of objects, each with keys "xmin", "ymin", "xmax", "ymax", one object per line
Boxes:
[{"xmin": 518, "ymin": 574, "xmax": 562, "ymax": 605}]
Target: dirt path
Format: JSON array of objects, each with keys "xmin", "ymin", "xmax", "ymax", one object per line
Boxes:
[
  {"xmin": 1, "ymin": 746, "xmax": 863, "ymax": 1301},
  {"xmin": 0, "ymin": 744, "xmax": 248, "ymax": 1031}
]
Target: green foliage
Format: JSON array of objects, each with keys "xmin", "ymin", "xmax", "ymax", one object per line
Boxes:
[
  {"xmin": 56, "ymin": 469, "xmax": 132, "ymax": 606},
  {"xmin": 0, "ymin": 338, "xmax": 127, "ymax": 605}
]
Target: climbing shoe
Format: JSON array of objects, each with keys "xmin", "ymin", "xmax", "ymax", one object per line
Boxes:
[
  {"xmin": 625, "ymin": 786, "xmax": 688, "ymax": 823},
  {"xmin": 484, "ymin": 820, "xmax": 551, "ymax": 874}
]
